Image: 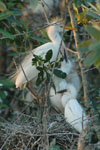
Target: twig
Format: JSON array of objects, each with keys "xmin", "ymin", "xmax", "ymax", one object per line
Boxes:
[
  {"xmin": 40, "ymin": 2, "xmax": 50, "ymax": 149},
  {"xmin": 0, "ymin": 22, "xmax": 62, "ymax": 40},
  {"xmin": 77, "ymin": 131, "xmax": 85, "ymax": 150},
  {"xmin": 40, "ymin": 1, "xmax": 50, "ymax": 24},
  {"xmin": 13, "ymin": 58, "xmax": 19, "ymax": 70},
  {"xmin": 47, "ymin": 0, "xmax": 67, "ymax": 97},
  {"xmin": 17, "ymin": 53, "xmax": 29, "ymax": 84},
  {"xmin": 66, "ymin": 47, "xmax": 78, "ymax": 54},
  {"xmin": 26, "ymin": 84, "xmax": 42, "ymax": 104},
  {"xmin": 67, "ymin": 3, "xmax": 88, "ymax": 150},
  {"xmin": 68, "ymin": 4, "xmax": 87, "ymax": 102}
]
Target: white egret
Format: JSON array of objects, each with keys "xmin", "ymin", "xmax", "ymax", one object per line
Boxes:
[
  {"xmin": 50, "ymin": 58, "xmax": 88, "ymax": 133},
  {"xmin": 12, "ymin": 19, "xmax": 65, "ymax": 88}
]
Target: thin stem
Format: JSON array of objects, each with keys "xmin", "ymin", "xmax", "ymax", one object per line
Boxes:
[
  {"xmin": 26, "ymin": 84, "xmax": 41, "ymax": 104},
  {"xmin": 68, "ymin": 4, "xmax": 87, "ymax": 102},
  {"xmin": 40, "ymin": 1, "xmax": 50, "ymax": 149},
  {"xmin": 40, "ymin": 1, "xmax": 50, "ymax": 24}
]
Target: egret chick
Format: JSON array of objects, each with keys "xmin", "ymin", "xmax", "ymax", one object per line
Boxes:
[
  {"xmin": 50, "ymin": 58, "xmax": 77, "ymax": 113},
  {"xmin": 50, "ymin": 57, "xmax": 88, "ymax": 133},
  {"xmin": 50, "ymin": 77, "xmax": 88, "ymax": 132},
  {"xmin": 64, "ymin": 98, "xmax": 88, "ymax": 133}
]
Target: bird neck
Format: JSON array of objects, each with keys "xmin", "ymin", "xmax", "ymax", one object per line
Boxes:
[{"xmin": 49, "ymin": 32, "xmax": 62, "ymax": 45}]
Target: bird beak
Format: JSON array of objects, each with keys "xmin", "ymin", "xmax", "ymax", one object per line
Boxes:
[
  {"xmin": 64, "ymin": 26, "xmax": 76, "ymax": 31},
  {"xmin": 63, "ymin": 49, "xmax": 68, "ymax": 62}
]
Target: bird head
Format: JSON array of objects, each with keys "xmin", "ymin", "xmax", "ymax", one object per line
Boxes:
[{"xmin": 46, "ymin": 18, "xmax": 65, "ymax": 41}]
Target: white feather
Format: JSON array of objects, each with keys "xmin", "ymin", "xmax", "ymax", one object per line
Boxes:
[
  {"xmin": 50, "ymin": 60, "xmax": 76, "ymax": 113},
  {"xmin": 61, "ymin": 84, "xmax": 77, "ymax": 107},
  {"xmin": 64, "ymin": 98, "xmax": 88, "ymax": 133},
  {"xmin": 67, "ymin": 71, "xmax": 81, "ymax": 92},
  {"xmin": 50, "ymin": 87, "xmax": 64, "ymax": 113},
  {"xmin": 14, "ymin": 22, "xmax": 64, "ymax": 88},
  {"xmin": 50, "ymin": 59, "xmax": 88, "ymax": 133}
]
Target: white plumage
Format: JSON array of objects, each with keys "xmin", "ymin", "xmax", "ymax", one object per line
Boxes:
[
  {"xmin": 50, "ymin": 59, "xmax": 72, "ymax": 113},
  {"xmin": 50, "ymin": 58, "xmax": 88, "ymax": 133},
  {"xmin": 13, "ymin": 19, "xmax": 88, "ymax": 133},
  {"xmin": 64, "ymin": 98, "xmax": 88, "ymax": 133},
  {"xmin": 13, "ymin": 19, "xmax": 64, "ymax": 88},
  {"xmin": 61, "ymin": 83, "xmax": 77, "ymax": 107}
]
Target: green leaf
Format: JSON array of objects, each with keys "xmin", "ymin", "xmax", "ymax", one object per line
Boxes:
[
  {"xmin": 46, "ymin": 72, "xmax": 51, "ymax": 81},
  {"xmin": 36, "ymin": 71, "xmax": 44, "ymax": 86},
  {"xmin": 0, "ymin": 2, "xmax": 7, "ymax": 12},
  {"xmin": 45, "ymin": 50, "xmax": 53, "ymax": 63},
  {"xmin": 36, "ymin": 78, "xmax": 42, "ymax": 86},
  {"xmin": 84, "ymin": 50, "xmax": 100, "ymax": 66},
  {"xmin": 0, "ymin": 29, "xmax": 14, "ymax": 40},
  {"xmin": 74, "ymin": 0, "xmax": 82, "ymax": 7},
  {"xmin": 89, "ymin": 41, "xmax": 100, "ymax": 51},
  {"xmin": 7, "ymin": 16, "xmax": 20, "ymax": 24},
  {"xmin": 84, "ymin": 0, "xmax": 95, "ymax": 6},
  {"xmin": 20, "ymin": 19, "xmax": 28, "ymax": 32},
  {"xmin": 88, "ymin": 2, "xmax": 98, "ymax": 12},
  {"xmin": 86, "ymin": 25, "xmax": 100, "ymax": 41},
  {"xmin": 78, "ymin": 39, "xmax": 95, "ymax": 53},
  {"xmin": 31, "ymin": 35, "xmax": 48, "ymax": 43},
  {"xmin": 86, "ymin": 11, "xmax": 100, "ymax": 20},
  {"xmin": 94, "ymin": 56, "xmax": 100, "ymax": 71},
  {"xmin": 0, "ymin": 78, "xmax": 15, "ymax": 87},
  {"xmin": 0, "ymin": 11, "xmax": 13, "ymax": 20},
  {"xmin": 96, "ymin": 3, "xmax": 100, "ymax": 11},
  {"xmin": 54, "ymin": 69, "xmax": 66, "ymax": 79},
  {"xmin": 32, "ymin": 55, "xmax": 39, "ymax": 66},
  {"xmin": 0, "ymin": 103, "xmax": 7, "ymax": 108},
  {"xmin": 0, "ymin": 91, "xmax": 6, "ymax": 100},
  {"xmin": 41, "ymin": 29, "xmax": 50, "ymax": 40},
  {"xmin": 13, "ymin": 11, "xmax": 22, "ymax": 16},
  {"xmin": 36, "ymin": 66, "xmax": 43, "ymax": 71}
]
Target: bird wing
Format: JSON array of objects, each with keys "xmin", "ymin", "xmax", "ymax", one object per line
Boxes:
[{"xmin": 15, "ymin": 42, "xmax": 58, "ymax": 88}]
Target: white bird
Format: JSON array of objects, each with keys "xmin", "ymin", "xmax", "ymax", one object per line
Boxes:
[
  {"xmin": 50, "ymin": 58, "xmax": 88, "ymax": 133},
  {"xmin": 12, "ymin": 19, "xmax": 65, "ymax": 88},
  {"xmin": 64, "ymin": 98, "xmax": 88, "ymax": 133},
  {"xmin": 50, "ymin": 59, "xmax": 73, "ymax": 113},
  {"xmin": 12, "ymin": 18, "xmax": 87, "ymax": 132}
]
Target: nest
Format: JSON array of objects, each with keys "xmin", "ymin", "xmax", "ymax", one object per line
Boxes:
[{"xmin": 0, "ymin": 108, "xmax": 80, "ymax": 150}]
